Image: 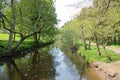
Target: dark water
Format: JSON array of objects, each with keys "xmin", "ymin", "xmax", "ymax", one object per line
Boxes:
[{"xmin": 0, "ymin": 47, "xmax": 101, "ymax": 80}]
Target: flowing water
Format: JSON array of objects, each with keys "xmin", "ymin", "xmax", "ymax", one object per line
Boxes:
[{"xmin": 0, "ymin": 46, "xmax": 102, "ymax": 80}]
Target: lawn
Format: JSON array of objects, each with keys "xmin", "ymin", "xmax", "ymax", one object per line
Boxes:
[
  {"xmin": 0, "ymin": 33, "xmax": 33, "ymax": 41},
  {"xmin": 0, "ymin": 33, "xmax": 9, "ymax": 40},
  {"xmin": 0, "ymin": 33, "xmax": 34, "ymax": 52},
  {"xmin": 0, "ymin": 33, "xmax": 20, "ymax": 41}
]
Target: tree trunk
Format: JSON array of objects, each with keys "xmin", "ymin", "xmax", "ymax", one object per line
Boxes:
[
  {"xmin": 118, "ymin": 37, "xmax": 120, "ymax": 44},
  {"xmin": 7, "ymin": 0, "xmax": 16, "ymax": 50},
  {"xmin": 37, "ymin": 33, "xmax": 41, "ymax": 43},
  {"xmin": 11, "ymin": 38, "xmax": 25, "ymax": 51},
  {"xmin": 113, "ymin": 36, "xmax": 117, "ymax": 44},
  {"xmin": 19, "ymin": 7, "xmax": 24, "ymax": 32},
  {"xmin": 88, "ymin": 37, "xmax": 91, "ymax": 50},
  {"xmin": 95, "ymin": 40, "xmax": 101, "ymax": 56},
  {"xmin": 81, "ymin": 26, "xmax": 87, "ymax": 50},
  {"xmin": 33, "ymin": 33, "xmax": 38, "ymax": 45},
  {"xmin": 13, "ymin": 33, "xmax": 16, "ymax": 42},
  {"xmin": 103, "ymin": 45, "xmax": 112, "ymax": 61},
  {"xmin": 103, "ymin": 45, "xmax": 107, "ymax": 55},
  {"xmin": 7, "ymin": 27, "xmax": 13, "ymax": 50},
  {"xmin": 94, "ymin": 33, "xmax": 101, "ymax": 56}
]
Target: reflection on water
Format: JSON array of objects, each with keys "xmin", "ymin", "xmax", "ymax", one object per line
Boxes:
[
  {"xmin": 0, "ymin": 66, "xmax": 7, "ymax": 80},
  {"xmin": 0, "ymin": 48, "xmax": 55, "ymax": 80},
  {"xmin": 49, "ymin": 47, "xmax": 81, "ymax": 80},
  {"xmin": 0, "ymin": 47, "xmax": 102, "ymax": 80}
]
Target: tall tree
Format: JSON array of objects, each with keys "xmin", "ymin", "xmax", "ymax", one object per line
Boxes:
[{"xmin": 0, "ymin": 0, "xmax": 57, "ymax": 52}]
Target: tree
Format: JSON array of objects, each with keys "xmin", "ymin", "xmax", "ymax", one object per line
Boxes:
[
  {"xmin": 0, "ymin": 0, "xmax": 57, "ymax": 52},
  {"xmin": 60, "ymin": 0, "xmax": 119, "ymax": 59}
]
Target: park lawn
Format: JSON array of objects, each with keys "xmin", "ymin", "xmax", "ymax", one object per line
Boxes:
[
  {"xmin": 0, "ymin": 33, "xmax": 9, "ymax": 40},
  {"xmin": 0, "ymin": 33, "xmax": 33, "ymax": 41},
  {"xmin": 0, "ymin": 33, "xmax": 20, "ymax": 41},
  {"xmin": 0, "ymin": 33, "xmax": 34, "ymax": 52},
  {"xmin": 78, "ymin": 46, "xmax": 120, "ymax": 63}
]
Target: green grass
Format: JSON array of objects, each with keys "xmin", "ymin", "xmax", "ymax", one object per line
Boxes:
[
  {"xmin": 0, "ymin": 33, "xmax": 20, "ymax": 41},
  {"xmin": 0, "ymin": 33, "xmax": 34, "ymax": 52},
  {"xmin": 0, "ymin": 33, "xmax": 33, "ymax": 41},
  {"xmin": 60, "ymin": 40, "xmax": 120, "ymax": 63},
  {"xmin": 0, "ymin": 33, "xmax": 9, "ymax": 40},
  {"xmin": 0, "ymin": 33, "xmax": 54, "ymax": 53},
  {"xmin": 78, "ymin": 46, "xmax": 120, "ymax": 63}
]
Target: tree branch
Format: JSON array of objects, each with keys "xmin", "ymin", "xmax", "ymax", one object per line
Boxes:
[{"xmin": 1, "ymin": 17, "xmax": 23, "ymax": 38}]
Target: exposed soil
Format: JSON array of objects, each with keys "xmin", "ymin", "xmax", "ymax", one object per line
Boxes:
[
  {"xmin": 91, "ymin": 61, "xmax": 120, "ymax": 80},
  {"xmin": 91, "ymin": 45, "xmax": 120, "ymax": 80}
]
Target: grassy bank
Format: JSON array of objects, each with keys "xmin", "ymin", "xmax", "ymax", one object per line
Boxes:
[
  {"xmin": 0, "ymin": 33, "xmax": 54, "ymax": 53},
  {"xmin": 0, "ymin": 40, "xmax": 34, "ymax": 53},
  {"xmin": 78, "ymin": 46, "xmax": 120, "ymax": 63},
  {"xmin": 55, "ymin": 38, "xmax": 120, "ymax": 64}
]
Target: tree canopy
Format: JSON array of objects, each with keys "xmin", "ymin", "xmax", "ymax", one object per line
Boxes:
[
  {"xmin": 0, "ymin": 0, "xmax": 58, "ymax": 52},
  {"xmin": 61, "ymin": 0, "xmax": 120, "ymax": 56}
]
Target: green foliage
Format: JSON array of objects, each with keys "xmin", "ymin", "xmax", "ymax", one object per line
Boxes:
[
  {"xmin": 62, "ymin": 0, "xmax": 120, "ymax": 45},
  {"xmin": 19, "ymin": 0, "xmax": 57, "ymax": 33},
  {"xmin": 0, "ymin": 33, "xmax": 34, "ymax": 52},
  {"xmin": 0, "ymin": 0, "xmax": 7, "ymax": 11},
  {"xmin": 61, "ymin": 30, "xmax": 76, "ymax": 44},
  {"xmin": 0, "ymin": 0, "xmax": 57, "ymax": 51},
  {"xmin": 60, "ymin": 0, "xmax": 120, "ymax": 63}
]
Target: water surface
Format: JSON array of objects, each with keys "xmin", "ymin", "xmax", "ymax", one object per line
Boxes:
[{"xmin": 0, "ymin": 46, "xmax": 102, "ymax": 80}]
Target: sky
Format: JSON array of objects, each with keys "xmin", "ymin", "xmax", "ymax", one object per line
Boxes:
[{"xmin": 54, "ymin": 0, "xmax": 93, "ymax": 28}]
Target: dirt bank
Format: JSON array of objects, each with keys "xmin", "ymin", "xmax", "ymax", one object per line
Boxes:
[{"xmin": 91, "ymin": 61, "xmax": 120, "ymax": 80}]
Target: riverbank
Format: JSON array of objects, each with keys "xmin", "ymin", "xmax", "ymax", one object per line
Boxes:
[
  {"xmin": 54, "ymin": 39, "xmax": 120, "ymax": 80},
  {"xmin": 91, "ymin": 61, "xmax": 120, "ymax": 80},
  {"xmin": 0, "ymin": 41, "xmax": 54, "ymax": 59},
  {"xmin": 89, "ymin": 45, "xmax": 120, "ymax": 80}
]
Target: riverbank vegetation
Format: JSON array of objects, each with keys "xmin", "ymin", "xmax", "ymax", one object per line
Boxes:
[
  {"xmin": 0, "ymin": 0, "xmax": 120, "ymax": 64},
  {"xmin": 59, "ymin": 0, "xmax": 120, "ymax": 63},
  {"xmin": 0, "ymin": 0, "xmax": 58, "ymax": 54}
]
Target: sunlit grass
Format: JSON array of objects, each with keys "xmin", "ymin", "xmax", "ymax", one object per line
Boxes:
[
  {"xmin": 60, "ymin": 39, "xmax": 120, "ymax": 63},
  {"xmin": 0, "ymin": 33, "xmax": 9, "ymax": 40},
  {"xmin": 78, "ymin": 46, "xmax": 120, "ymax": 63},
  {"xmin": 0, "ymin": 33, "xmax": 21, "ymax": 41},
  {"xmin": 0, "ymin": 33, "xmax": 33, "ymax": 52},
  {"xmin": 0, "ymin": 33, "xmax": 33, "ymax": 41}
]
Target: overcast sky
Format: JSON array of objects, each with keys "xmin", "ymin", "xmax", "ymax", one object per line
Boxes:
[{"xmin": 54, "ymin": 0, "xmax": 93, "ymax": 28}]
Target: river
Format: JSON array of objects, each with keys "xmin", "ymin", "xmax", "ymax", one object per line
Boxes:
[{"xmin": 0, "ymin": 46, "xmax": 102, "ymax": 80}]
